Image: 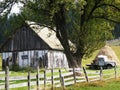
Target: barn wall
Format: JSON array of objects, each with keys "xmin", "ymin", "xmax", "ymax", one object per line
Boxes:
[
  {"xmin": 2, "ymin": 50, "xmax": 48, "ymax": 68},
  {"xmin": 2, "ymin": 52, "xmax": 13, "ymax": 69},
  {"xmin": 18, "ymin": 50, "xmax": 48, "ymax": 68},
  {"xmin": 18, "ymin": 51, "xmax": 30, "ymax": 67},
  {"xmin": 2, "ymin": 50, "xmax": 69, "ymax": 69},
  {"xmin": 47, "ymin": 51, "xmax": 69, "ymax": 68},
  {"xmin": 0, "ymin": 26, "xmax": 51, "ymax": 52}
]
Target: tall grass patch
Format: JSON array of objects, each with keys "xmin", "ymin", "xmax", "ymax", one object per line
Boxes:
[
  {"xmin": 67, "ymin": 78, "xmax": 120, "ymax": 90},
  {"xmin": 111, "ymin": 46, "xmax": 120, "ymax": 60},
  {"xmin": 82, "ymin": 50, "xmax": 99, "ymax": 67}
]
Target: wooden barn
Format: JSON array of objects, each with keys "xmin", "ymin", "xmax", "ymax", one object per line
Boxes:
[{"xmin": 0, "ymin": 21, "xmax": 69, "ymax": 69}]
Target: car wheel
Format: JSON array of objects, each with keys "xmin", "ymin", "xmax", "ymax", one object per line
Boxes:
[{"xmin": 106, "ymin": 64, "xmax": 112, "ymax": 69}]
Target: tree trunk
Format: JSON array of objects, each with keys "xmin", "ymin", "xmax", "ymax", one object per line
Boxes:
[
  {"xmin": 64, "ymin": 47, "xmax": 79, "ymax": 68},
  {"xmin": 53, "ymin": 3, "xmax": 81, "ymax": 68}
]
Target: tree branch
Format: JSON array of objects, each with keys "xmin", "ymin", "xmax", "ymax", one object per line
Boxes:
[
  {"xmin": 0, "ymin": 1, "xmax": 11, "ymax": 13},
  {"xmin": 87, "ymin": 0, "xmax": 102, "ymax": 21},
  {"xmin": 97, "ymin": 4, "xmax": 120, "ymax": 11},
  {"xmin": 92, "ymin": 16, "xmax": 120, "ymax": 23},
  {"xmin": 0, "ymin": 0, "xmax": 17, "ymax": 15}
]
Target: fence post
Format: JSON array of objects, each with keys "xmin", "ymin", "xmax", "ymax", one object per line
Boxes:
[
  {"xmin": 61, "ymin": 76, "xmax": 65, "ymax": 90},
  {"xmin": 36, "ymin": 66, "xmax": 40, "ymax": 90},
  {"xmin": 73, "ymin": 68, "xmax": 76, "ymax": 83},
  {"xmin": 28, "ymin": 71, "xmax": 31, "ymax": 90},
  {"xmin": 83, "ymin": 67, "xmax": 89, "ymax": 82},
  {"xmin": 114, "ymin": 63, "xmax": 117, "ymax": 79},
  {"xmin": 100, "ymin": 67, "xmax": 103, "ymax": 81},
  {"xmin": 51, "ymin": 68, "xmax": 54, "ymax": 90},
  {"xmin": 44, "ymin": 68, "xmax": 46, "ymax": 90},
  {"xmin": 5, "ymin": 66, "xmax": 9, "ymax": 90}
]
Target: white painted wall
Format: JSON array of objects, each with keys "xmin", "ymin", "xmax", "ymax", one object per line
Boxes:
[
  {"xmin": 2, "ymin": 52, "xmax": 12, "ymax": 60},
  {"xmin": 2, "ymin": 50, "xmax": 69, "ymax": 68},
  {"xmin": 47, "ymin": 51, "xmax": 69, "ymax": 68},
  {"xmin": 18, "ymin": 51, "xmax": 31, "ymax": 67},
  {"xmin": 2, "ymin": 52, "xmax": 13, "ymax": 67}
]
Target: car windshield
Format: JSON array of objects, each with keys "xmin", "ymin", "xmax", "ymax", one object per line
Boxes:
[
  {"xmin": 98, "ymin": 57, "xmax": 108, "ymax": 61},
  {"xmin": 98, "ymin": 58, "xmax": 104, "ymax": 61}
]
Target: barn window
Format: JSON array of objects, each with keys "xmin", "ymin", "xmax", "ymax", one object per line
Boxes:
[{"xmin": 22, "ymin": 55, "xmax": 28, "ymax": 59}]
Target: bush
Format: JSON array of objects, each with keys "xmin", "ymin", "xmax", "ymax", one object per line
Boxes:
[
  {"xmin": 11, "ymin": 65, "xmax": 36, "ymax": 73},
  {"xmin": 18, "ymin": 66, "xmax": 37, "ymax": 73}
]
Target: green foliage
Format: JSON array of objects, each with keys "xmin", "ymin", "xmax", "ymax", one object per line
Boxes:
[
  {"xmin": 18, "ymin": 66, "xmax": 37, "ymax": 73},
  {"xmin": 0, "ymin": 14, "xmax": 25, "ymax": 45},
  {"xmin": 22, "ymin": 0, "xmax": 86, "ymax": 26},
  {"xmin": 113, "ymin": 24, "xmax": 120, "ymax": 38},
  {"xmin": 66, "ymin": 0, "xmax": 120, "ymax": 58},
  {"xmin": 11, "ymin": 66, "xmax": 37, "ymax": 73},
  {"xmin": 23, "ymin": 0, "xmax": 120, "ymax": 57},
  {"xmin": 0, "ymin": 0, "xmax": 120, "ymax": 67}
]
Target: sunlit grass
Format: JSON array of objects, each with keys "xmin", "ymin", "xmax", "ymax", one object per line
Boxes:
[
  {"xmin": 111, "ymin": 46, "xmax": 120, "ymax": 60},
  {"xmin": 82, "ymin": 50, "xmax": 99, "ymax": 67},
  {"xmin": 10, "ymin": 77, "xmax": 120, "ymax": 90},
  {"xmin": 66, "ymin": 78, "xmax": 120, "ymax": 90}
]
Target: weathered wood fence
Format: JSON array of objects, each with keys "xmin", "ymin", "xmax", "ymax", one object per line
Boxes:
[{"xmin": 0, "ymin": 66, "xmax": 119, "ymax": 90}]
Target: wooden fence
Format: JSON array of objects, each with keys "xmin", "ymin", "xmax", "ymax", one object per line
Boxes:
[{"xmin": 0, "ymin": 66, "xmax": 120, "ymax": 90}]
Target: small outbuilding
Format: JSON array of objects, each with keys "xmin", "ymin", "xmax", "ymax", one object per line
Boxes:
[{"xmin": 0, "ymin": 22, "xmax": 69, "ymax": 69}]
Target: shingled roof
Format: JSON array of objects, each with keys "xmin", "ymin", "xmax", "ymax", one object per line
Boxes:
[{"xmin": 28, "ymin": 21, "xmax": 63, "ymax": 50}]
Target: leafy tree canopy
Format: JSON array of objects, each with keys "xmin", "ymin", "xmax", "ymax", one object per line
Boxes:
[
  {"xmin": 0, "ymin": 0, "xmax": 120, "ymax": 67},
  {"xmin": 22, "ymin": 0, "xmax": 119, "ymax": 57}
]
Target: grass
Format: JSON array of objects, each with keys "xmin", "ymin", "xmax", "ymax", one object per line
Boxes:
[
  {"xmin": 66, "ymin": 78, "xmax": 120, "ymax": 90},
  {"xmin": 82, "ymin": 50, "xmax": 99, "ymax": 67},
  {"xmin": 11, "ymin": 77, "xmax": 120, "ymax": 90},
  {"xmin": 111, "ymin": 46, "xmax": 120, "ymax": 60},
  {"xmin": 10, "ymin": 87, "xmax": 28, "ymax": 90},
  {"xmin": 4, "ymin": 77, "xmax": 120, "ymax": 90},
  {"xmin": 0, "ymin": 46, "xmax": 120, "ymax": 89}
]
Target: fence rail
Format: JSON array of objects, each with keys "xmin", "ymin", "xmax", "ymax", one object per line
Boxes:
[{"xmin": 0, "ymin": 66, "xmax": 119, "ymax": 90}]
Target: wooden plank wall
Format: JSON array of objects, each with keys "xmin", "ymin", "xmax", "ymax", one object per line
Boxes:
[{"xmin": 0, "ymin": 25, "xmax": 51, "ymax": 52}]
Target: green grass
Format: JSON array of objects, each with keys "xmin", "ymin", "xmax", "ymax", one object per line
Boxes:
[
  {"xmin": 82, "ymin": 50, "xmax": 99, "ymax": 67},
  {"xmin": 111, "ymin": 46, "xmax": 120, "ymax": 60},
  {"xmin": 66, "ymin": 78, "xmax": 120, "ymax": 90},
  {"xmin": 0, "ymin": 46, "xmax": 120, "ymax": 89},
  {"xmin": 5, "ymin": 77, "xmax": 120, "ymax": 90},
  {"xmin": 10, "ymin": 87, "xmax": 28, "ymax": 90},
  {"xmin": 5, "ymin": 78, "xmax": 120, "ymax": 90}
]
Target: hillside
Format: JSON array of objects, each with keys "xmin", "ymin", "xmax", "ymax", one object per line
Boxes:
[
  {"xmin": 107, "ymin": 38, "xmax": 120, "ymax": 46},
  {"xmin": 111, "ymin": 46, "xmax": 120, "ymax": 61},
  {"xmin": 82, "ymin": 46, "xmax": 120, "ymax": 67}
]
